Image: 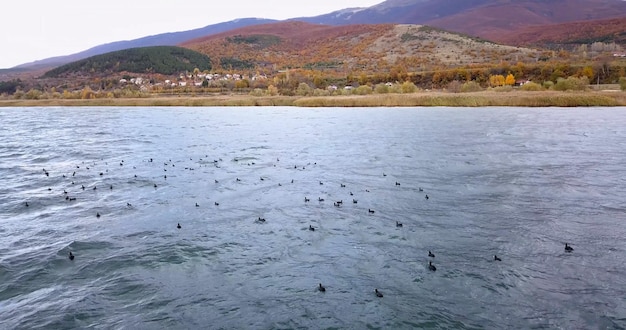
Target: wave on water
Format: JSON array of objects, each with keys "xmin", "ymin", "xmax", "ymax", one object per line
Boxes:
[{"xmin": 1, "ymin": 106, "xmax": 625, "ymax": 329}]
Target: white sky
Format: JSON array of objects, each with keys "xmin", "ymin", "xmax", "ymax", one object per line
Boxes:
[{"xmin": 0, "ymin": 0, "xmax": 383, "ymax": 69}]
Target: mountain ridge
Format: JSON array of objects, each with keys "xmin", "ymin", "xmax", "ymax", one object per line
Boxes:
[
  {"xmin": 10, "ymin": 18, "xmax": 276, "ymax": 71},
  {"xmin": 5, "ymin": 0, "xmax": 626, "ymax": 72}
]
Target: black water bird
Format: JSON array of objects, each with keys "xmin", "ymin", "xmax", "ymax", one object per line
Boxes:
[
  {"xmin": 353, "ymin": 199, "xmax": 358, "ymax": 204},
  {"xmin": 375, "ymin": 289, "xmax": 383, "ymax": 297},
  {"xmin": 236, "ymin": 178, "xmax": 241, "ymax": 182},
  {"xmin": 494, "ymin": 255, "xmax": 502, "ymax": 261},
  {"xmin": 127, "ymin": 203, "xmax": 132, "ymax": 207},
  {"xmin": 318, "ymin": 197, "xmax": 324, "ymax": 202},
  {"xmin": 396, "ymin": 221, "xmax": 403, "ymax": 227},
  {"xmin": 96, "ymin": 212, "xmax": 101, "ymax": 218},
  {"xmin": 565, "ymin": 243, "xmax": 574, "ymax": 252},
  {"xmin": 195, "ymin": 203, "xmax": 199, "ymax": 207},
  {"xmin": 309, "ymin": 225, "xmax": 315, "ymax": 231},
  {"xmin": 25, "ymin": 202, "xmax": 29, "ymax": 207},
  {"xmin": 419, "ymin": 187, "xmax": 423, "ymax": 192},
  {"xmin": 177, "ymin": 223, "xmax": 181, "ymax": 229},
  {"xmin": 215, "ymin": 179, "xmax": 218, "ymax": 183},
  {"xmin": 340, "ymin": 184, "xmax": 346, "ymax": 188},
  {"xmin": 99, "ymin": 172, "xmax": 103, "ymax": 176},
  {"xmin": 336, "ymin": 200, "xmax": 342, "ymax": 204},
  {"xmin": 318, "ymin": 283, "xmax": 326, "ymax": 292},
  {"xmin": 215, "ymin": 202, "xmax": 219, "ymax": 206},
  {"xmin": 349, "ymin": 192, "xmax": 353, "ymax": 196},
  {"xmin": 334, "ymin": 202, "xmax": 340, "ymax": 207},
  {"xmin": 257, "ymin": 217, "xmax": 266, "ymax": 223},
  {"xmin": 69, "ymin": 197, "xmax": 76, "ymax": 201},
  {"xmin": 68, "ymin": 251, "xmax": 74, "ymax": 260},
  {"xmin": 395, "ymin": 182, "xmax": 400, "ymax": 186},
  {"xmin": 368, "ymin": 209, "xmax": 375, "ymax": 214},
  {"xmin": 93, "ymin": 186, "xmax": 97, "ymax": 190},
  {"xmin": 429, "ymin": 261, "xmax": 437, "ymax": 271},
  {"xmin": 304, "ymin": 197, "xmax": 310, "ymax": 202},
  {"xmin": 319, "ymin": 181, "xmax": 323, "ymax": 185},
  {"xmin": 383, "ymin": 173, "xmax": 387, "ymax": 177},
  {"xmin": 81, "ymin": 185, "xmax": 85, "ymax": 190},
  {"xmin": 154, "ymin": 184, "xmax": 157, "ymax": 188},
  {"xmin": 425, "ymin": 195, "xmax": 429, "ymax": 200},
  {"xmin": 110, "ymin": 185, "xmax": 113, "ymax": 190},
  {"xmin": 428, "ymin": 250, "xmax": 435, "ymax": 258}
]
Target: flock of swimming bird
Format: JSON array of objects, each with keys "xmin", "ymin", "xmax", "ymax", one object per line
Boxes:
[{"xmin": 29, "ymin": 155, "xmax": 576, "ymax": 299}]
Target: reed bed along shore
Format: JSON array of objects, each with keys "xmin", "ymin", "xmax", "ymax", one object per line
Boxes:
[{"xmin": 1, "ymin": 91, "xmax": 624, "ymax": 107}]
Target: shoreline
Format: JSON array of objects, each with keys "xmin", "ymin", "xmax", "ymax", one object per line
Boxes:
[{"xmin": 1, "ymin": 91, "xmax": 624, "ymax": 107}]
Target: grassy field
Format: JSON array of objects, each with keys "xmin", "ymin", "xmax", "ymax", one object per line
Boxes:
[{"xmin": 1, "ymin": 91, "xmax": 625, "ymax": 107}]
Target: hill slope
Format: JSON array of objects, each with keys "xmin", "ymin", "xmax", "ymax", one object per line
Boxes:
[
  {"xmin": 43, "ymin": 46, "xmax": 211, "ymax": 78},
  {"xmin": 12, "ymin": 0, "xmax": 626, "ymax": 73},
  {"xmin": 300, "ymin": 0, "xmax": 626, "ymax": 39},
  {"xmin": 181, "ymin": 21, "xmax": 538, "ymax": 74},
  {"xmin": 426, "ymin": 0, "xmax": 626, "ymax": 40},
  {"xmin": 489, "ymin": 17, "xmax": 626, "ymax": 47}
]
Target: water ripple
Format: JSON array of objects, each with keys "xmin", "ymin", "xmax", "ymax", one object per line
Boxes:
[{"xmin": 0, "ymin": 107, "xmax": 625, "ymax": 329}]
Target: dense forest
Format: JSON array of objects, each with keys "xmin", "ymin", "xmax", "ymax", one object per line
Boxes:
[{"xmin": 43, "ymin": 46, "xmax": 211, "ymax": 78}]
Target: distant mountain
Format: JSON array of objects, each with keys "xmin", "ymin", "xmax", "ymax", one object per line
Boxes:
[
  {"xmin": 488, "ymin": 17, "xmax": 626, "ymax": 47},
  {"xmin": 297, "ymin": 0, "xmax": 490, "ymax": 25},
  {"xmin": 14, "ymin": 18, "xmax": 276, "ymax": 71},
  {"xmin": 298, "ymin": 0, "xmax": 626, "ymax": 40},
  {"xmin": 425, "ymin": 0, "xmax": 626, "ymax": 40},
  {"xmin": 43, "ymin": 46, "xmax": 211, "ymax": 78},
  {"xmin": 8, "ymin": 0, "xmax": 626, "ymax": 74}
]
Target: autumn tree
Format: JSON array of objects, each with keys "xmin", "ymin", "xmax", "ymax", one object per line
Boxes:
[
  {"xmin": 580, "ymin": 66, "xmax": 594, "ymax": 81},
  {"xmin": 505, "ymin": 73, "xmax": 515, "ymax": 86},
  {"xmin": 234, "ymin": 79, "xmax": 250, "ymax": 89},
  {"xmin": 489, "ymin": 75, "xmax": 505, "ymax": 87},
  {"xmin": 81, "ymin": 86, "xmax": 95, "ymax": 99},
  {"xmin": 267, "ymin": 85, "xmax": 279, "ymax": 96}
]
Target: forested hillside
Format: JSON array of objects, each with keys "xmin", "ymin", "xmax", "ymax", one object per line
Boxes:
[{"xmin": 43, "ymin": 46, "xmax": 211, "ymax": 78}]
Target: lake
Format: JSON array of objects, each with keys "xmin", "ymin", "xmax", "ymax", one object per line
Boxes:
[{"xmin": 0, "ymin": 106, "xmax": 625, "ymax": 329}]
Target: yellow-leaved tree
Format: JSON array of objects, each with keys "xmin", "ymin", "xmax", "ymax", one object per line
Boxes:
[
  {"xmin": 505, "ymin": 73, "xmax": 516, "ymax": 86},
  {"xmin": 489, "ymin": 75, "xmax": 505, "ymax": 87}
]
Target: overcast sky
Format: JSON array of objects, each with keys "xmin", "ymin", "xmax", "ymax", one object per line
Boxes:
[{"xmin": 0, "ymin": 0, "xmax": 384, "ymax": 69}]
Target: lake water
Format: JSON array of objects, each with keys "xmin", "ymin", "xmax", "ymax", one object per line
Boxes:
[{"xmin": 0, "ymin": 106, "xmax": 625, "ymax": 329}]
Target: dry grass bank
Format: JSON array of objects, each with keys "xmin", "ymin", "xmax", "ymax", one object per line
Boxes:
[
  {"xmin": 293, "ymin": 91, "xmax": 626, "ymax": 107},
  {"xmin": 0, "ymin": 95, "xmax": 296, "ymax": 107},
  {"xmin": 1, "ymin": 91, "xmax": 624, "ymax": 107}
]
